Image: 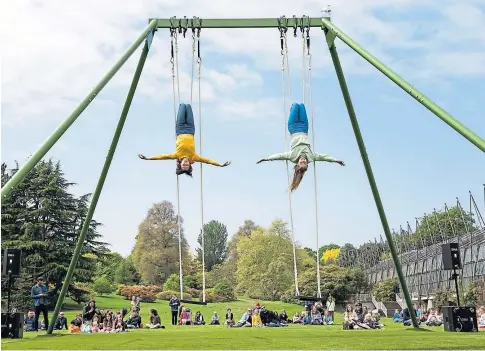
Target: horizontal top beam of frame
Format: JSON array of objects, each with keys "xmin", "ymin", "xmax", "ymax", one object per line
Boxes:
[{"xmin": 150, "ymin": 17, "xmax": 330, "ymax": 29}]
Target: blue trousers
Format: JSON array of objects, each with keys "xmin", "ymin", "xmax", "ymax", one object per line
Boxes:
[
  {"xmin": 176, "ymin": 103, "xmax": 195, "ymax": 136},
  {"xmin": 288, "ymin": 103, "xmax": 308, "ymax": 135}
]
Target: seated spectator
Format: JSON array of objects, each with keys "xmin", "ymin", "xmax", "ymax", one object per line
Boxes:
[
  {"xmin": 180, "ymin": 308, "xmax": 191, "ymax": 325},
  {"xmin": 393, "ymin": 309, "xmax": 402, "ymax": 323},
  {"xmin": 425, "ymin": 309, "xmax": 442, "ymax": 327},
  {"xmin": 363, "ymin": 313, "xmax": 376, "ymax": 329},
  {"xmin": 125, "ymin": 310, "xmax": 142, "ymax": 329},
  {"xmin": 82, "ymin": 300, "xmax": 97, "ymax": 324},
  {"xmin": 145, "ymin": 309, "xmax": 164, "ymax": 329},
  {"xmin": 477, "ymin": 306, "xmax": 485, "ymax": 329},
  {"xmin": 315, "ymin": 301, "xmax": 324, "ymax": 314},
  {"xmin": 91, "ymin": 315, "xmax": 100, "ymax": 332},
  {"xmin": 194, "ymin": 311, "xmax": 205, "ymax": 325},
  {"xmin": 292, "ymin": 312, "xmax": 302, "ymax": 324},
  {"xmin": 210, "ymin": 312, "xmax": 220, "ymax": 325},
  {"xmin": 354, "ymin": 302, "xmax": 365, "ymax": 324},
  {"xmin": 235, "ymin": 309, "xmax": 252, "ymax": 327},
  {"xmin": 280, "ymin": 309, "xmax": 290, "ymax": 324},
  {"xmin": 343, "ymin": 304, "xmax": 357, "ymax": 330},
  {"xmin": 103, "ymin": 312, "xmax": 113, "ymax": 332},
  {"xmin": 54, "ymin": 312, "xmax": 68, "ymax": 330},
  {"xmin": 252, "ymin": 309, "xmax": 263, "ymax": 327},
  {"xmin": 302, "ymin": 311, "xmax": 312, "ymax": 325},
  {"xmin": 225, "ymin": 308, "xmax": 235, "ymax": 327},
  {"xmin": 323, "ymin": 310, "xmax": 334, "ymax": 325},
  {"xmin": 70, "ymin": 314, "xmax": 83, "ymax": 333},
  {"xmin": 24, "ymin": 311, "xmax": 36, "ymax": 332},
  {"xmin": 113, "ymin": 314, "xmax": 125, "ymax": 332},
  {"xmin": 311, "ymin": 306, "xmax": 323, "ymax": 325}
]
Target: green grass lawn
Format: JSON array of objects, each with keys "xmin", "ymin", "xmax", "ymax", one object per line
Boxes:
[{"xmin": 2, "ymin": 295, "xmax": 484, "ymax": 350}]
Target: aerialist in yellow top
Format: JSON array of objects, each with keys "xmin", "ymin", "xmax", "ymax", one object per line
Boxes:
[{"xmin": 138, "ymin": 103, "xmax": 231, "ymax": 177}]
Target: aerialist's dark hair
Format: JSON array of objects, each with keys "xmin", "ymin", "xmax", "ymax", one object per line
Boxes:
[
  {"xmin": 289, "ymin": 158, "xmax": 308, "ymax": 192},
  {"xmin": 176, "ymin": 160, "xmax": 193, "ymax": 177}
]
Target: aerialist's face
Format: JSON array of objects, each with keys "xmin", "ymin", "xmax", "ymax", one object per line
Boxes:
[
  {"xmin": 180, "ymin": 158, "xmax": 190, "ymax": 170},
  {"xmin": 298, "ymin": 157, "xmax": 308, "ymax": 170}
]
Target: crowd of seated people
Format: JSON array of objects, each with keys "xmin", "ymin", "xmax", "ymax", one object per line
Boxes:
[{"xmin": 342, "ymin": 302, "xmax": 382, "ymax": 330}]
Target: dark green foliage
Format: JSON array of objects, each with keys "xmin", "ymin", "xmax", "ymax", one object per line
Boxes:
[
  {"xmin": 372, "ymin": 278, "xmax": 398, "ymax": 302},
  {"xmin": 196, "ymin": 220, "xmax": 228, "ymax": 271},
  {"xmin": 1, "ymin": 160, "xmax": 108, "ymax": 310},
  {"xmin": 114, "ymin": 255, "xmax": 141, "ymax": 285}
]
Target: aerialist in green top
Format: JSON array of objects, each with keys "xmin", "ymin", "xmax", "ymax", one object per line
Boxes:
[{"xmin": 257, "ymin": 103, "xmax": 345, "ymax": 192}]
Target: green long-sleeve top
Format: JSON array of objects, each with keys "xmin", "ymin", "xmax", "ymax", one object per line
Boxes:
[{"xmin": 264, "ymin": 133, "xmax": 338, "ymax": 163}]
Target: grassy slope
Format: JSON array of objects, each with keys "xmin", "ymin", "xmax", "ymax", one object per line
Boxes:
[{"xmin": 2, "ymin": 295, "xmax": 484, "ymax": 350}]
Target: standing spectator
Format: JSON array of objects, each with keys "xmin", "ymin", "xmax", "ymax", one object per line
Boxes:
[
  {"xmin": 326, "ymin": 296, "xmax": 335, "ymax": 321},
  {"xmin": 54, "ymin": 312, "xmax": 68, "ymax": 330},
  {"xmin": 31, "ymin": 277, "xmax": 49, "ymax": 332},
  {"xmin": 169, "ymin": 295, "xmax": 180, "ymax": 326},
  {"xmin": 131, "ymin": 295, "xmax": 140, "ymax": 312}
]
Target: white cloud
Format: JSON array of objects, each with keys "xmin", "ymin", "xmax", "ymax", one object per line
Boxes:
[{"xmin": 1, "ymin": 0, "xmax": 484, "ymax": 128}]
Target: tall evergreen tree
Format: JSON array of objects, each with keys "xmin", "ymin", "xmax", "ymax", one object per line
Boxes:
[{"xmin": 1, "ymin": 160, "xmax": 108, "ymax": 310}]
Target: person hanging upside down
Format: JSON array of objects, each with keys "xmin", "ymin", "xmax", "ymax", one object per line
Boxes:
[
  {"xmin": 138, "ymin": 103, "xmax": 231, "ymax": 177},
  {"xmin": 257, "ymin": 103, "xmax": 345, "ymax": 191}
]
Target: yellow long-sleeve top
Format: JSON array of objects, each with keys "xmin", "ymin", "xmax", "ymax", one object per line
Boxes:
[
  {"xmin": 148, "ymin": 134, "xmax": 221, "ymax": 166},
  {"xmin": 252, "ymin": 314, "xmax": 263, "ymax": 327}
]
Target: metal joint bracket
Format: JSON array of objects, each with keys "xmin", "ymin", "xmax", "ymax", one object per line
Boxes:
[{"xmin": 324, "ymin": 28, "xmax": 336, "ymax": 49}]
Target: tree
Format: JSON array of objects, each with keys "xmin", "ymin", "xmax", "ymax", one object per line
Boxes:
[
  {"xmin": 114, "ymin": 255, "xmax": 140, "ymax": 285},
  {"xmin": 372, "ymin": 278, "xmax": 398, "ymax": 302},
  {"xmin": 337, "ymin": 243, "xmax": 357, "ymax": 267},
  {"xmin": 226, "ymin": 220, "xmax": 259, "ymax": 263},
  {"xmin": 164, "ymin": 273, "xmax": 182, "ymax": 292},
  {"xmin": 95, "ymin": 252, "xmax": 124, "ymax": 284},
  {"xmin": 132, "ymin": 201, "xmax": 190, "ymax": 284},
  {"xmin": 197, "ymin": 220, "xmax": 228, "ymax": 271},
  {"xmin": 93, "ymin": 276, "xmax": 113, "ymax": 296},
  {"xmin": 1, "ymin": 160, "xmax": 108, "ymax": 310},
  {"xmin": 319, "ymin": 244, "xmax": 340, "ymax": 255},
  {"xmin": 322, "ymin": 248, "xmax": 340, "ymax": 264},
  {"xmin": 304, "ymin": 247, "xmax": 317, "ymax": 260}
]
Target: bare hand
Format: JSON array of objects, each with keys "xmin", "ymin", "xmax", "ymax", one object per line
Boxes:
[
  {"xmin": 256, "ymin": 159, "xmax": 265, "ymax": 164},
  {"xmin": 337, "ymin": 160, "xmax": 345, "ymax": 166},
  {"xmin": 138, "ymin": 154, "xmax": 147, "ymax": 160},
  {"xmin": 221, "ymin": 161, "xmax": 231, "ymax": 167}
]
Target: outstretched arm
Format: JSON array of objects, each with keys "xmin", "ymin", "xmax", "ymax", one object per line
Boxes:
[
  {"xmin": 314, "ymin": 153, "xmax": 345, "ymax": 166},
  {"xmin": 193, "ymin": 155, "xmax": 231, "ymax": 167},
  {"xmin": 138, "ymin": 153, "xmax": 177, "ymax": 160},
  {"xmin": 256, "ymin": 152, "xmax": 291, "ymax": 164}
]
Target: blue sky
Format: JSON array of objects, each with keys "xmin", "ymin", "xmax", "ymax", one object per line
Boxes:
[{"xmin": 2, "ymin": 0, "xmax": 484, "ymax": 257}]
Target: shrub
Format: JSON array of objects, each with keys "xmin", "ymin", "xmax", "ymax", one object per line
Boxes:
[
  {"xmin": 199, "ymin": 288, "xmax": 235, "ymax": 303},
  {"xmin": 157, "ymin": 290, "xmax": 193, "ymax": 301},
  {"xmin": 69, "ymin": 285, "xmax": 91, "ymax": 305},
  {"xmin": 187, "ymin": 288, "xmax": 202, "ymax": 298},
  {"xmin": 119, "ymin": 285, "xmax": 157, "ymax": 303},
  {"xmin": 164, "ymin": 274, "xmax": 182, "ymax": 292},
  {"xmin": 93, "ymin": 277, "xmax": 114, "ymax": 296},
  {"xmin": 280, "ymin": 289, "xmax": 299, "ymax": 304},
  {"xmin": 372, "ymin": 278, "xmax": 398, "ymax": 302},
  {"xmin": 213, "ymin": 282, "xmax": 236, "ymax": 300},
  {"xmin": 144, "ymin": 285, "xmax": 163, "ymax": 294},
  {"xmin": 116, "ymin": 284, "xmax": 126, "ymax": 295}
]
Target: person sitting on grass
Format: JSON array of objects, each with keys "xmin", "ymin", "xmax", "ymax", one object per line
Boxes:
[
  {"xmin": 292, "ymin": 312, "xmax": 302, "ymax": 324},
  {"xmin": 194, "ymin": 311, "xmax": 205, "ymax": 325},
  {"xmin": 125, "ymin": 310, "xmax": 142, "ymax": 329},
  {"xmin": 235, "ymin": 309, "xmax": 252, "ymax": 327},
  {"xmin": 145, "ymin": 309, "xmax": 164, "ymax": 329},
  {"xmin": 103, "ymin": 312, "xmax": 113, "ymax": 332},
  {"xmin": 393, "ymin": 309, "xmax": 402, "ymax": 323},
  {"xmin": 425, "ymin": 309, "xmax": 442, "ymax": 327},
  {"xmin": 302, "ymin": 311, "xmax": 312, "ymax": 325},
  {"xmin": 279, "ymin": 309, "xmax": 290, "ymax": 324},
  {"xmin": 225, "ymin": 309, "xmax": 235, "ymax": 327},
  {"xmin": 70, "ymin": 314, "xmax": 83, "ymax": 333},
  {"xmin": 113, "ymin": 314, "xmax": 125, "ymax": 333},
  {"xmin": 323, "ymin": 310, "xmax": 334, "ymax": 325},
  {"xmin": 477, "ymin": 306, "xmax": 485, "ymax": 329},
  {"xmin": 91, "ymin": 315, "xmax": 100, "ymax": 333},
  {"xmin": 210, "ymin": 312, "xmax": 220, "ymax": 325},
  {"xmin": 311, "ymin": 306, "xmax": 323, "ymax": 325},
  {"xmin": 54, "ymin": 312, "xmax": 68, "ymax": 330},
  {"xmin": 180, "ymin": 308, "xmax": 191, "ymax": 325},
  {"xmin": 252, "ymin": 309, "xmax": 263, "ymax": 328},
  {"xmin": 343, "ymin": 305, "xmax": 357, "ymax": 330},
  {"xmin": 24, "ymin": 311, "xmax": 36, "ymax": 332}
]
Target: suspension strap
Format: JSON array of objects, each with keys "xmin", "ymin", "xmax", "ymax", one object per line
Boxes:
[
  {"xmin": 304, "ymin": 20, "xmax": 322, "ymax": 298},
  {"xmin": 170, "ymin": 23, "xmax": 184, "ymax": 300},
  {"xmin": 195, "ymin": 22, "xmax": 206, "ymax": 303},
  {"xmin": 279, "ymin": 18, "xmax": 299, "ymax": 296}
]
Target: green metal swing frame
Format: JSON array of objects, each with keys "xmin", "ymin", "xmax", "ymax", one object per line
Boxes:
[{"xmin": 1, "ymin": 15, "xmax": 484, "ymax": 334}]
